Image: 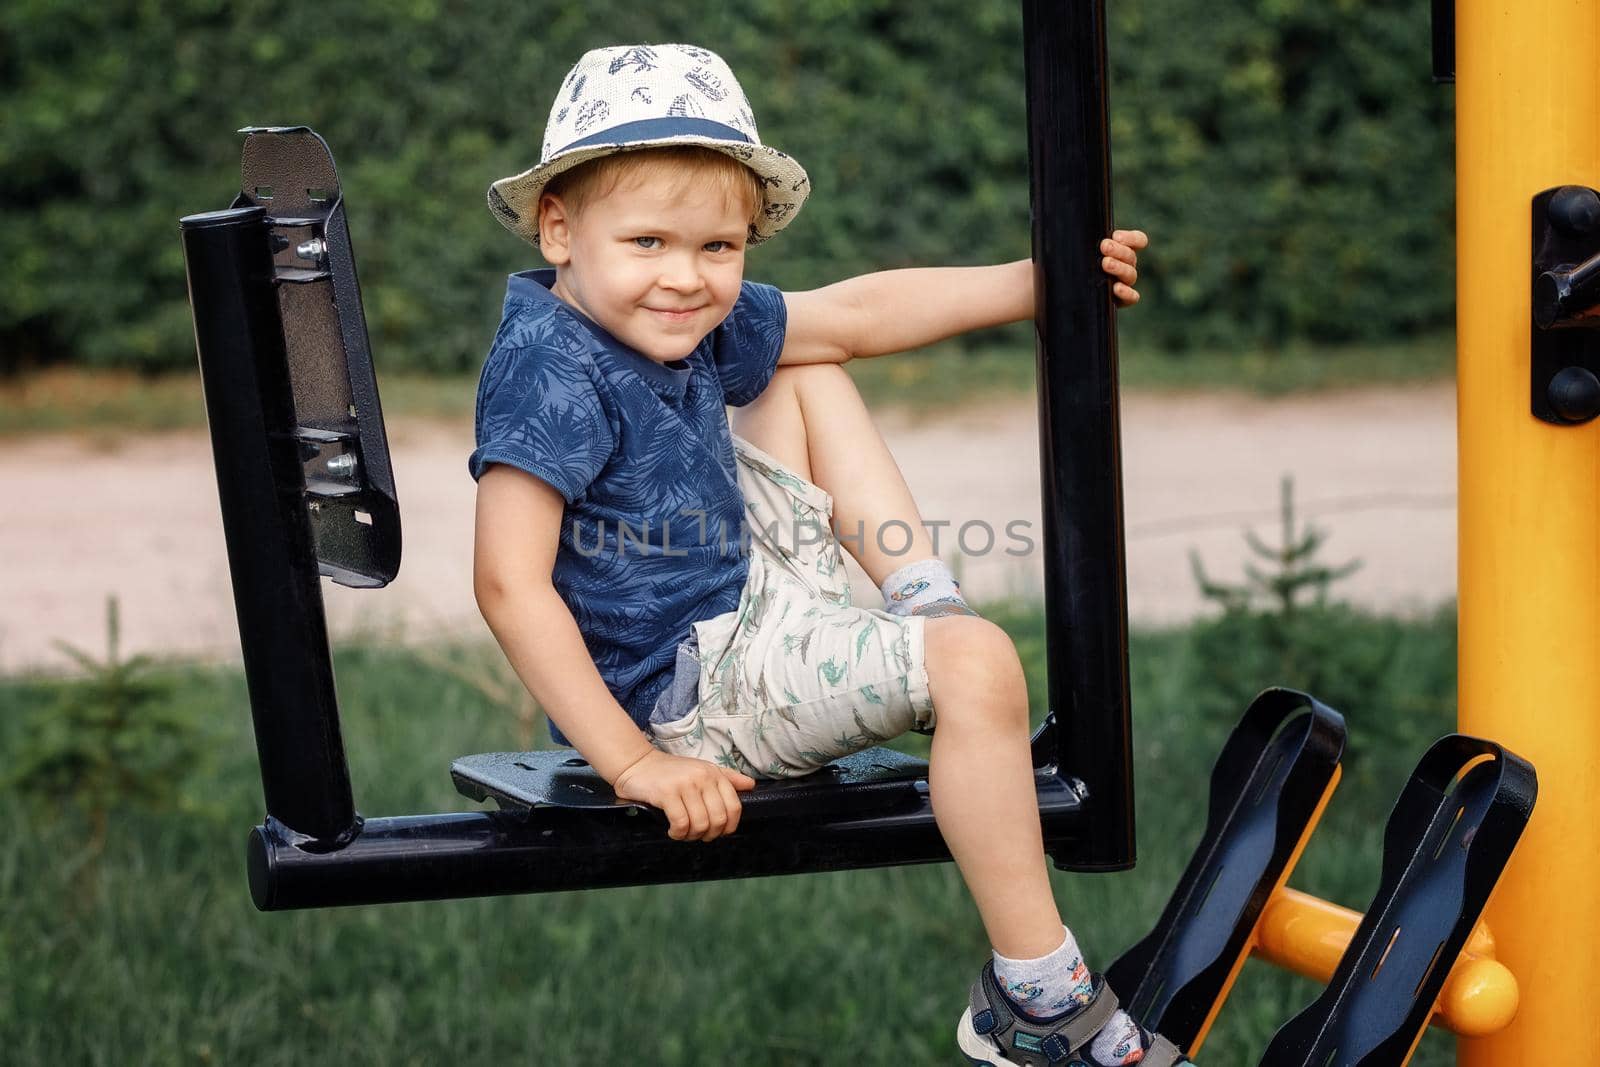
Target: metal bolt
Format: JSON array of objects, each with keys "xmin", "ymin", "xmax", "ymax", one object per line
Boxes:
[
  {"xmin": 326, "ymin": 453, "xmax": 359, "ymax": 479},
  {"xmin": 296, "ymin": 238, "xmax": 327, "ymax": 259}
]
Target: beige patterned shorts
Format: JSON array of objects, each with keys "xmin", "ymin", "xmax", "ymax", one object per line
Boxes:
[{"xmin": 647, "ymin": 435, "xmax": 936, "ymax": 779}]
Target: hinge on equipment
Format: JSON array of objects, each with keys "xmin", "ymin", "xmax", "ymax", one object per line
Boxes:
[{"xmin": 1531, "ymin": 185, "xmax": 1600, "ymax": 425}]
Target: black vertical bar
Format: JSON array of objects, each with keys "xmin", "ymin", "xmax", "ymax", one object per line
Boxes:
[
  {"xmin": 1022, "ymin": 0, "xmax": 1136, "ymax": 870},
  {"xmin": 180, "ymin": 206, "xmax": 359, "ymax": 846},
  {"xmin": 1431, "ymin": 0, "xmax": 1455, "ymax": 84}
]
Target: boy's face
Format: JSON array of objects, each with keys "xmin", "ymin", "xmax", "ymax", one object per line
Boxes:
[{"xmin": 541, "ymin": 165, "xmax": 750, "ymax": 363}]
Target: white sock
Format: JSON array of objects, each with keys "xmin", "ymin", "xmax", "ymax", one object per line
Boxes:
[
  {"xmin": 992, "ymin": 926, "xmax": 1095, "ymax": 1018},
  {"xmin": 993, "ymin": 926, "xmax": 1150, "ymax": 1064},
  {"xmin": 878, "ymin": 557, "xmax": 973, "ymax": 616}
]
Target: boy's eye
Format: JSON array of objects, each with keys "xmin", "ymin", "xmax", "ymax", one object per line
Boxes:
[
  {"xmin": 704, "ymin": 240, "xmax": 732, "ymax": 253},
  {"xmin": 633, "ymin": 236, "xmax": 662, "ymax": 250}
]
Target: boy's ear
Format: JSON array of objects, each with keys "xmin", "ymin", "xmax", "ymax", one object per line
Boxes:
[{"xmin": 538, "ymin": 193, "xmax": 573, "ymax": 265}]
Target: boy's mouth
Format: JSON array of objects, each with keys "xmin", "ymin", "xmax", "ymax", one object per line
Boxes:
[{"xmin": 644, "ymin": 306, "xmax": 705, "ymax": 323}]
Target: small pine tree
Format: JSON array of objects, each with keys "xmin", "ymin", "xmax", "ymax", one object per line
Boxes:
[
  {"xmin": 6, "ymin": 598, "xmax": 200, "ymax": 853},
  {"xmin": 1190, "ymin": 475, "xmax": 1362, "ymax": 617}
]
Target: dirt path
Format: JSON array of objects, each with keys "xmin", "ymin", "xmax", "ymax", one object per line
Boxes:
[{"xmin": 0, "ymin": 384, "xmax": 1456, "ymax": 674}]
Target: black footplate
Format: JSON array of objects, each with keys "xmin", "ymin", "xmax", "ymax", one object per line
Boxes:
[
  {"xmin": 452, "ymin": 746, "xmax": 935, "ymax": 820},
  {"xmin": 1107, "ymin": 688, "xmax": 1347, "ymax": 1052},
  {"xmin": 453, "ymin": 741, "xmax": 1090, "ymax": 828},
  {"xmin": 1258, "ymin": 735, "xmax": 1536, "ymax": 1066}
]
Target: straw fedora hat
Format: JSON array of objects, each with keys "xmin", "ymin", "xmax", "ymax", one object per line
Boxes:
[{"xmin": 488, "ymin": 43, "xmax": 810, "ymax": 246}]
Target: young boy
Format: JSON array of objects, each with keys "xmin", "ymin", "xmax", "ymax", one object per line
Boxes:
[{"xmin": 471, "ymin": 44, "xmax": 1177, "ymax": 1067}]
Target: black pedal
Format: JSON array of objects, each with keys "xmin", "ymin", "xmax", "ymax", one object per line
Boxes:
[
  {"xmin": 1107, "ymin": 688, "xmax": 1346, "ymax": 1052},
  {"xmin": 1258, "ymin": 735, "xmax": 1535, "ymax": 1066}
]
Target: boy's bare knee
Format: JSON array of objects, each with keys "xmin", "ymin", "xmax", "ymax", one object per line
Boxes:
[{"xmin": 923, "ymin": 616, "xmax": 1028, "ymax": 731}]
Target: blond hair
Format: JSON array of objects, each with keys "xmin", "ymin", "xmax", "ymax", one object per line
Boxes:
[{"xmin": 541, "ymin": 146, "xmax": 765, "ymax": 231}]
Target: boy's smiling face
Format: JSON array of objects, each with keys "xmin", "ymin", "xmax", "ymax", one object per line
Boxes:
[{"xmin": 539, "ymin": 160, "xmax": 753, "ymax": 364}]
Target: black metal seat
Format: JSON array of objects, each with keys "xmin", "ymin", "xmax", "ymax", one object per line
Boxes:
[{"xmin": 452, "ymin": 746, "xmax": 933, "ymax": 817}]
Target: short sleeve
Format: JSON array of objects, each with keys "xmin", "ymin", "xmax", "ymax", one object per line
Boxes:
[
  {"xmin": 710, "ymin": 280, "xmax": 788, "ymax": 407},
  {"xmin": 468, "ymin": 341, "xmax": 617, "ymax": 503}
]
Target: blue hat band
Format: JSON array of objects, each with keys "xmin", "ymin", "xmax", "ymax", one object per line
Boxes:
[{"xmin": 557, "ymin": 117, "xmax": 752, "ymax": 155}]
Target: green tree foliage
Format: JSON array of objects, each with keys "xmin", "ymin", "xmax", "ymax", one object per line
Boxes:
[{"xmin": 0, "ymin": 0, "xmax": 1452, "ymax": 375}]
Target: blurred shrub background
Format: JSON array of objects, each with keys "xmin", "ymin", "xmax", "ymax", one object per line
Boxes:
[{"xmin": 0, "ymin": 0, "xmax": 1452, "ymax": 376}]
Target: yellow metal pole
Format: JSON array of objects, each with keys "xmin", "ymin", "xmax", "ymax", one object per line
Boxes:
[{"xmin": 1456, "ymin": 0, "xmax": 1600, "ymax": 1061}]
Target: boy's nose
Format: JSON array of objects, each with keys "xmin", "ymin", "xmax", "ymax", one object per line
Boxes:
[{"xmin": 657, "ymin": 254, "xmax": 705, "ymax": 292}]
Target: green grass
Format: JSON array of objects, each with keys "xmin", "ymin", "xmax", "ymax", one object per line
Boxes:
[
  {"xmin": 0, "ymin": 603, "xmax": 1461, "ymax": 1066},
  {"xmin": 1, "ymin": 333, "xmax": 1455, "ymax": 437}
]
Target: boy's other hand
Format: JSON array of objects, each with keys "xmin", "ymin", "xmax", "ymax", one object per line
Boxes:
[
  {"xmin": 1102, "ymin": 229, "xmax": 1149, "ymax": 307},
  {"xmin": 612, "ymin": 749, "xmax": 757, "ymax": 842}
]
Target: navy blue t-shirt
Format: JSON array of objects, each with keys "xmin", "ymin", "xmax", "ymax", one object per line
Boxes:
[{"xmin": 469, "ymin": 268, "xmax": 786, "ymax": 744}]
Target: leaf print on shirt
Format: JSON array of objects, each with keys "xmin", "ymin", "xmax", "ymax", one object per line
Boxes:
[
  {"xmin": 818, "ymin": 656, "xmax": 846, "ymax": 687},
  {"xmin": 475, "ymin": 275, "xmax": 793, "ymax": 743}
]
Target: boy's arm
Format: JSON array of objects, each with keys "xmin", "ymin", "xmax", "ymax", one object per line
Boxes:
[
  {"xmin": 473, "ymin": 465, "xmax": 655, "ymax": 782},
  {"xmin": 473, "ymin": 465, "xmax": 754, "ymax": 840},
  {"xmin": 777, "ymin": 231, "xmax": 1147, "ymax": 366},
  {"xmin": 779, "ymin": 260, "xmax": 1034, "ymax": 366}
]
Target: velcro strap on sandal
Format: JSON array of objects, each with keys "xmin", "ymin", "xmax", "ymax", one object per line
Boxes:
[
  {"xmin": 1138, "ymin": 1032, "xmax": 1188, "ymax": 1067},
  {"xmin": 975, "ymin": 962, "xmax": 1017, "ymax": 1036},
  {"xmin": 981, "ymin": 966, "xmax": 1121, "ymax": 1056},
  {"xmin": 1046, "ymin": 975, "xmax": 1119, "ymax": 1053}
]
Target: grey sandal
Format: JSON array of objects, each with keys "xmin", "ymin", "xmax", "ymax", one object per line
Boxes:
[{"xmin": 955, "ymin": 962, "xmax": 1189, "ymax": 1066}]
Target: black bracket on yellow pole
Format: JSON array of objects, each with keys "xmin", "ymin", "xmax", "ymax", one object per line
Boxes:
[{"xmin": 1531, "ymin": 185, "xmax": 1600, "ymax": 424}]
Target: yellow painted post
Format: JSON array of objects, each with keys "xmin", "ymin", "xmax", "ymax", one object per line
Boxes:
[{"xmin": 1456, "ymin": 0, "xmax": 1600, "ymax": 1061}]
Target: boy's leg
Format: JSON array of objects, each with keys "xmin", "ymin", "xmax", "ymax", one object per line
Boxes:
[
  {"xmin": 926, "ymin": 615, "xmax": 1163, "ymax": 1062},
  {"xmin": 734, "ymin": 364, "xmax": 1061, "ymax": 952},
  {"xmin": 921, "ymin": 613, "xmax": 1064, "ymax": 958},
  {"xmin": 731, "ymin": 363, "xmax": 939, "ymax": 587}
]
